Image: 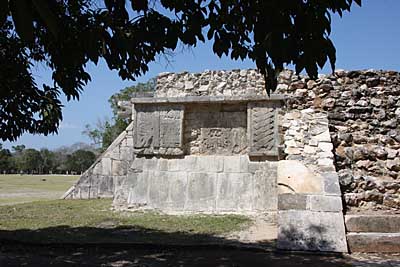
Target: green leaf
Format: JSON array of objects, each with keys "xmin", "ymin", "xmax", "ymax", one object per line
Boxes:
[
  {"xmin": 32, "ymin": 0, "xmax": 59, "ymax": 39},
  {"xmin": 10, "ymin": 0, "xmax": 34, "ymax": 42}
]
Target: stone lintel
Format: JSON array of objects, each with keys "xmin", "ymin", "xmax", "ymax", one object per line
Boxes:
[{"xmin": 130, "ymin": 94, "xmax": 285, "ymax": 104}]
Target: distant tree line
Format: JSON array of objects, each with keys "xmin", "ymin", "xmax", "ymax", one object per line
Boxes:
[{"xmin": 0, "ymin": 143, "xmax": 96, "ymax": 175}]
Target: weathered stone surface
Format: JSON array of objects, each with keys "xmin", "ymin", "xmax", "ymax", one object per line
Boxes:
[
  {"xmin": 277, "ymin": 210, "xmax": 348, "ymax": 252},
  {"xmin": 347, "ymin": 233, "xmax": 400, "ymax": 253},
  {"xmin": 186, "ymin": 172, "xmax": 217, "ymax": 211},
  {"xmin": 101, "ymin": 158, "xmax": 112, "ymax": 176},
  {"xmin": 308, "ymin": 195, "xmax": 342, "ymax": 212},
  {"xmin": 345, "ymin": 215, "xmax": 400, "ymax": 233},
  {"xmin": 134, "ymin": 104, "xmax": 184, "ymax": 155},
  {"xmin": 278, "ymin": 194, "xmax": 307, "ymax": 210},
  {"xmin": 216, "ymin": 173, "xmax": 253, "ymax": 211},
  {"xmin": 248, "ymin": 102, "xmax": 279, "ymax": 156},
  {"xmin": 322, "ymin": 172, "xmax": 342, "ymax": 195},
  {"xmin": 277, "ymin": 160, "xmax": 323, "ymax": 194},
  {"xmin": 159, "ymin": 107, "xmax": 184, "ymax": 148},
  {"xmin": 253, "ymin": 163, "xmax": 277, "ymax": 211}
]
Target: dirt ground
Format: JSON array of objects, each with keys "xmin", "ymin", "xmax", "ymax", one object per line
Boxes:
[{"xmin": 1, "ymin": 244, "xmax": 399, "ymax": 267}]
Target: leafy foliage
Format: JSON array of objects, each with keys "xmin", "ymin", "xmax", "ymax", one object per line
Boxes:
[
  {"xmin": 65, "ymin": 149, "xmax": 96, "ymax": 173},
  {"xmin": 0, "ymin": 0, "xmax": 361, "ymax": 141},
  {"xmin": 0, "ymin": 143, "xmax": 97, "ymax": 174}
]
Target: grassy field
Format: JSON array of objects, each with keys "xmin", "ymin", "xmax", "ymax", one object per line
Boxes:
[
  {"xmin": 0, "ymin": 175, "xmax": 250, "ymax": 244},
  {"xmin": 0, "ymin": 199, "xmax": 249, "ymax": 244},
  {"xmin": 0, "ymin": 174, "xmax": 78, "ymax": 205}
]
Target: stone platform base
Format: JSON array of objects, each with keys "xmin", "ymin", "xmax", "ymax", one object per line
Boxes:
[
  {"xmin": 345, "ymin": 215, "xmax": 400, "ymax": 253},
  {"xmin": 114, "ymin": 155, "xmax": 278, "ymax": 213}
]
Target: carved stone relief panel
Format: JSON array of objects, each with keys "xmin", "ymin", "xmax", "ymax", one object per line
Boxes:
[
  {"xmin": 160, "ymin": 107, "xmax": 184, "ymax": 148},
  {"xmin": 248, "ymin": 102, "xmax": 280, "ymax": 156},
  {"xmin": 134, "ymin": 104, "xmax": 184, "ymax": 155},
  {"xmin": 134, "ymin": 105, "xmax": 160, "ymax": 149}
]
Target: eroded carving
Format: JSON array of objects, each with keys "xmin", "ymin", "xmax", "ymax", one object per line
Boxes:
[
  {"xmin": 135, "ymin": 105, "xmax": 159, "ymax": 149},
  {"xmin": 134, "ymin": 104, "xmax": 184, "ymax": 155},
  {"xmin": 160, "ymin": 108, "xmax": 184, "ymax": 148},
  {"xmin": 200, "ymin": 127, "xmax": 247, "ymax": 155},
  {"xmin": 248, "ymin": 103, "xmax": 279, "ymax": 156}
]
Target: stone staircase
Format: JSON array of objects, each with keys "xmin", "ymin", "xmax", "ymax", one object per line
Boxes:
[{"xmin": 345, "ymin": 215, "xmax": 400, "ymax": 253}]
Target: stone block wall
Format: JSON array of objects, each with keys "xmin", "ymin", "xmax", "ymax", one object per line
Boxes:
[
  {"xmin": 276, "ymin": 69, "xmax": 400, "ymax": 212},
  {"xmin": 114, "ymin": 155, "xmax": 278, "ymax": 213},
  {"xmin": 63, "ymin": 122, "xmax": 135, "ymax": 199},
  {"xmin": 277, "ymin": 109, "xmax": 347, "ymax": 252}
]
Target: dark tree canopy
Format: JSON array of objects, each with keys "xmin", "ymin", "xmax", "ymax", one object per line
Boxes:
[{"xmin": 0, "ymin": 0, "xmax": 361, "ymax": 141}]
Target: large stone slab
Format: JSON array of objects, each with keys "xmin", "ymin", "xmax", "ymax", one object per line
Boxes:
[
  {"xmin": 216, "ymin": 173, "xmax": 253, "ymax": 211},
  {"xmin": 277, "ymin": 160, "xmax": 323, "ymax": 194},
  {"xmin": 133, "ymin": 104, "xmax": 184, "ymax": 155},
  {"xmin": 253, "ymin": 164, "xmax": 278, "ymax": 211},
  {"xmin": 277, "ymin": 210, "xmax": 348, "ymax": 252},
  {"xmin": 186, "ymin": 172, "xmax": 217, "ymax": 211},
  {"xmin": 345, "ymin": 215, "xmax": 400, "ymax": 233},
  {"xmin": 347, "ymin": 233, "xmax": 400, "ymax": 253}
]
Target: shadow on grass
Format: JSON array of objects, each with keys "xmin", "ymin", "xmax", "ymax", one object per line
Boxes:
[{"xmin": 1, "ymin": 225, "xmax": 396, "ymax": 267}]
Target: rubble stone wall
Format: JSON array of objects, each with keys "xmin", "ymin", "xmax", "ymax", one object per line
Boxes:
[{"xmin": 276, "ymin": 69, "xmax": 400, "ymax": 212}]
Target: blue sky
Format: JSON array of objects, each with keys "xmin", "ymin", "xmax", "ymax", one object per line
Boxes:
[{"xmin": 3, "ymin": 1, "xmax": 400, "ymax": 150}]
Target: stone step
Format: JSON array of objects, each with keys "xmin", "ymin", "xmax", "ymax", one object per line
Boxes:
[
  {"xmin": 345, "ymin": 215, "xmax": 400, "ymax": 233},
  {"xmin": 347, "ymin": 233, "xmax": 400, "ymax": 253}
]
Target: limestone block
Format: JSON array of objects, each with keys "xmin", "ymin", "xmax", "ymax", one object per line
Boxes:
[
  {"xmin": 253, "ymin": 166, "xmax": 278, "ymax": 211},
  {"xmin": 168, "ymin": 156, "xmax": 198, "ymax": 172},
  {"xmin": 143, "ymin": 158, "xmax": 158, "ymax": 171},
  {"xmin": 347, "ymin": 233, "xmax": 400, "ymax": 253},
  {"xmin": 345, "ymin": 215, "xmax": 400, "ymax": 233},
  {"xmin": 148, "ymin": 171, "xmax": 170, "ymax": 208},
  {"xmin": 130, "ymin": 157, "xmax": 144, "ymax": 172},
  {"xmin": 193, "ymin": 156, "xmax": 223, "ymax": 173},
  {"xmin": 277, "ymin": 210, "xmax": 348, "ymax": 252},
  {"xmin": 322, "ymin": 172, "xmax": 342, "ymax": 195},
  {"xmin": 166, "ymin": 172, "xmax": 188, "ymax": 210},
  {"xmin": 127, "ymin": 172, "xmax": 149, "ymax": 207},
  {"xmin": 308, "ymin": 195, "xmax": 342, "ymax": 212},
  {"xmin": 278, "ymin": 194, "xmax": 307, "ymax": 210},
  {"xmin": 120, "ymin": 146, "xmax": 133, "ymax": 161},
  {"xmin": 216, "ymin": 173, "xmax": 253, "ymax": 211},
  {"xmin": 92, "ymin": 161, "xmax": 102, "ymax": 175},
  {"xmin": 277, "ymin": 160, "xmax": 323, "ymax": 194},
  {"xmin": 98, "ymin": 176, "xmax": 114, "ymax": 197},
  {"xmin": 223, "ymin": 156, "xmax": 241, "ymax": 173},
  {"xmin": 112, "ymin": 160, "xmax": 127, "ymax": 176},
  {"xmin": 101, "ymin": 158, "xmax": 112, "ymax": 176},
  {"xmin": 186, "ymin": 172, "xmax": 217, "ymax": 211},
  {"xmin": 248, "ymin": 161, "xmax": 269, "ymax": 173},
  {"xmin": 157, "ymin": 158, "xmax": 168, "ymax": 171}
]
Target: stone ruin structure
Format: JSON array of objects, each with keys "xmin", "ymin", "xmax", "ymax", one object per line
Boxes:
[{"xmin": 64, "ymin": 69, "xmax": 400, "ymax": 253}]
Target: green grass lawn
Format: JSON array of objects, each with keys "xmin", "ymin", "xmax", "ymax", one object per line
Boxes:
[
  {"xmin": 0, "ymin": 174, "xmax": 78, "ymax": 205},
  {"xmin": 0, "ymin": 199, "xmax": 250, "ymax": 244}
]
